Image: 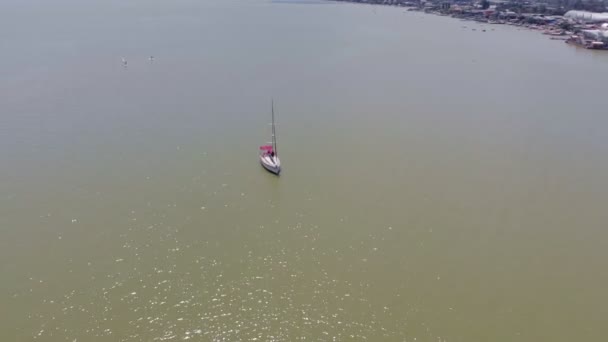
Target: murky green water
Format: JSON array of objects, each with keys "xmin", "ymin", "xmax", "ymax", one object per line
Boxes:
[{"xmin": 1, "ymin": 0, "xmax": 607, "ymax": 341}]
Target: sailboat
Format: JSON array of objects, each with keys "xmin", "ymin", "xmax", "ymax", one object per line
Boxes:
[{"xmin": 259, "ymin": 100, "xmax": 281, "ymax": 175}]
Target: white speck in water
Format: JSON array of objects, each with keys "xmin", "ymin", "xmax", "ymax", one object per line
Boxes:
[{"xmin": 71, "ymin": 219, "xmax": 77, "ymax": 223}]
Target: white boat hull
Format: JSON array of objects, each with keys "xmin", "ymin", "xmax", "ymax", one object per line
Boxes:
[{"xmin": 260, "ymin": 154, "xmax": 281, "ymax": 175}]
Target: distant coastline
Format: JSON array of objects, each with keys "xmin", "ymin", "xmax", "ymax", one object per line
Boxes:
[{"xmin": 332, "ymin": 0, "xmax": 608, "ymax": 50}]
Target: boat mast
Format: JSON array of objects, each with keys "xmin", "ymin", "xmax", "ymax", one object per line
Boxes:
[{"xmin": 271, "ymin": 99, "xmax": 277, "ymax": 156}]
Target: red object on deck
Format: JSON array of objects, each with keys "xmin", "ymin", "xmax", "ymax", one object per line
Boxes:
[{"xmin": 259, "ymin": 145, "xmax": 274, "ymax": 152}]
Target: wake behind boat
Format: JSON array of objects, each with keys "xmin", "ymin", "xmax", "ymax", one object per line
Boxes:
[{"xmin": 259, "ymin": 100, "xmax": 281, "ymax": 175}]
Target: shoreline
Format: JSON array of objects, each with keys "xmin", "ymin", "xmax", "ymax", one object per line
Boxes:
[{"xmin": 332, "ymin": 0, "xmax": 608, "ymax": 50}]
